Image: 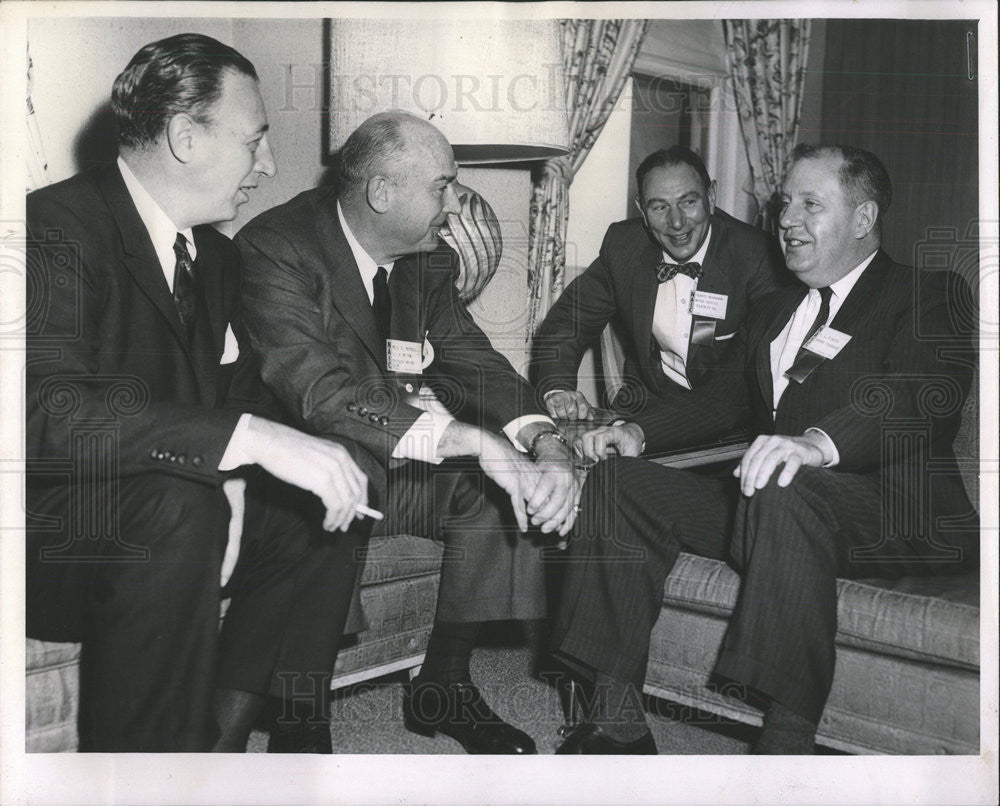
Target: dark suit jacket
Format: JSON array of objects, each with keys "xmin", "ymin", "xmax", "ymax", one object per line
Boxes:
[
  {"xmin": 26, "ymin": 165, "xmax": 265, "ymax": 489},
  {"xmin": 235, "ymin": 185, "xmax": 544, "ymax": 478},
  {"xmin": 530, "ymin": 209, "xmax": 785, "ymax": 452},
  {"xmin": 740, "ymin": 250, "xmax": 975, "ymax": 531}
]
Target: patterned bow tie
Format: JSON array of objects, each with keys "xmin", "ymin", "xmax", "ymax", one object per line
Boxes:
[{"xmin": 655, "ymin": 261, "xmax": 702, "ymax": 283}]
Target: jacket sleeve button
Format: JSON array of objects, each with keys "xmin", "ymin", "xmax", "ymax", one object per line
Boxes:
[
  {"xmin": 358, "ymin": 407, "xmax": 368, "ymax": 417},
  {"xmin": 192, "ymin": 456, "xmax": 204, "ymax": 468},
  {"xmin": 347, "ymin": 402, "xmax": 357, "ymax": 412},
  {"xmin": 379, "ymin": 416, "xmax": 389, "ymax": 426},
  {"xmin": 150, "ymin": 448, "xmax": 159, "ymax": 459}
]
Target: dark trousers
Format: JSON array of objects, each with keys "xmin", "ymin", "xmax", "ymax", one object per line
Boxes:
[
  {"xmin": 379, "ymin": 458, "xmax": 547, "ymax": 624},
  {"xmin": 551, "ymin": 457, "xmax": 977, "ymax": 723},
  {"xmin": 27, "ymin": 471, "xmax": 366, "ymax": 752}
]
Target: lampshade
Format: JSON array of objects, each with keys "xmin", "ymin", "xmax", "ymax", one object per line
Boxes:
[{"xmin": 328, "ymin": 19, "xmax": 570, "ymax": 164}]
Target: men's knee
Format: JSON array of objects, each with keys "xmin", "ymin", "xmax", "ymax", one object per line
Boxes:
[{"xmin": 117, "ymin": 474, "xmax": 227, "ymax": 553}]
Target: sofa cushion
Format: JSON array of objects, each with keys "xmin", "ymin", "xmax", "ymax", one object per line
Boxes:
[
  {"xmin": 358, "ymin": 534, "xmax": 445, "ymax": 585},
  {"xmin": 661, "ymin": 553, "xmax": 979, "ymax": 670}
]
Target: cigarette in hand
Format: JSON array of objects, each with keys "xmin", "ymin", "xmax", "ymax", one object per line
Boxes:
[{"xmin": 356, "ymin": 504, "xmax": 384, "ymax": 521}]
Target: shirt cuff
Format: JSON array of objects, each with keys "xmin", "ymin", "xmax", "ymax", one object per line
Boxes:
[
  {"xmin": 542, "ymin": 389, "xmax": 569, "ymax": 401},
  {"xmin": 504, "ymin": 414, "xmax": 557, "ymax": 453},
  {"xmin": 805, "ymin": 427, "xmax": 839, "ymax": 467},
  {"xmin": 218, "ymin": 413, "xmax": 254, "ymax": 471},
  {"xmin": 392, "ymin": 411, "xmax": 454, "ymax": 464}
]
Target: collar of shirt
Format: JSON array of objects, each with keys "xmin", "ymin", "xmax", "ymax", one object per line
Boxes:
[
  {"xmin": 824, "ymin": 249, "xmax": 878, "ymax": 323},
  {"xmin": 659, "ymin": 224, "xmax": 712, "ymax": 268},
  {"xmin": 117, "ymin": 156, "xmax": 195, "ymax": 292},
  {"xmin": 337, "ymin": 200, "xmax": 394, "ymax": 305}
]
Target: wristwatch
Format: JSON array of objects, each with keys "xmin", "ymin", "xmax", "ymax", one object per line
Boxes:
[{"xmin": 527, "ymin": 429, "xmax": 569, "ymax": 459}]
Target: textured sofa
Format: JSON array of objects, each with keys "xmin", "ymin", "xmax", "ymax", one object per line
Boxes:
[{"xmin": 25, "ymin": 390, "xmax": 980, "ymax": 755}]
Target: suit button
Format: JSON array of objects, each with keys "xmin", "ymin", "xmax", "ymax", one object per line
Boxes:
[
  {"xmin": 347, "ymin": 402, "xmax": 357, "ymax": 412},
  {"xmin": 192, "ymin": 456, "xmax": 204, "ymax": 468},
  {"xmin": 369, "ymin": 413, "xmax": 379, "ymax": 423},
  {"xmin": 156, "ymin": 451, "xmax": 166, "ymax": 461},
  {"xmin": 358, "ymin": 407, "xmax": 368, "ymax": 417},
  {"xmin": 150, "ymin": 448, "xmax": 159, "ymax": 459},
  {"xmin": 404, "ymin": 383, "xmax": 415, "ymax": 393},
  {"xmin": 169, "ymin": 454, "xmax": 177, "ymax": 463},
  {"xmin": 379, "ymin": 416, "xmax": 389, "ymax": 426},
  {"xmin": 177, "ymin": 454, "xmax": 186, "ymax": 465}
]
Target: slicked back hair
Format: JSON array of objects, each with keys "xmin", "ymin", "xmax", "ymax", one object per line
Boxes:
[
  {"xmin": 111, "ymin": 33, "xmax": 257, "ymax": 150},
  {"xmin": 635, "ymin": 146, "xmax": 712, "ymax": 202}
]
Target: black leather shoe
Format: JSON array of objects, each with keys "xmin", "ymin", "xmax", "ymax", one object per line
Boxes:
[
  {"xmin": 267, "ymin": 719, "xmax": 333, "ymax": 753},
  {"xmin": 403, "ymin": 679, "xmax": 537, "ymax": 754},
  {"xmin": 555, "ymin": 722, "xmax": 657, "ymax": 754}
]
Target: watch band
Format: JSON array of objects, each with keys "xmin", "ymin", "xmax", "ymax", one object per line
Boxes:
[{"xmin": 527, "ymin": 429, "xmax": 568, "ymax": 458}]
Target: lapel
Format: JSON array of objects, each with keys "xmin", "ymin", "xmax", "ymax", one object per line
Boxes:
[
  {"xmin": 630, "ymin": 236, "xmax": 663, "ymax": 368},
  {"xmin": 96, "ymin": 166, "xmax": 189, "ymax": 345},
  {"xmin": 191, "ymin": 225, "xmax": 226, "ymax": 357},
  {"xmin": 315, "ymin": 196, "xmax": 387, "ymax": 370},
  {"xmin": 825, "ymin": 249, "xmax": 891, "ymax": 335},
  {"xmin": 685, "ymin": 220, "xmax": 736, "ymax": 379},
  {"xmin": 754, "ymin": 285, "xmax": 807, "ymax": 411},
  {"xmin": 388, "ymin": 254, "xmax": 424, "ymax": 344}
]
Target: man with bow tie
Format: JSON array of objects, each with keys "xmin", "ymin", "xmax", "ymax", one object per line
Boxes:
[
  {"xmin": 530, "ymin": 146, "xmax": 786, "ymax": 457},
  {"xmin": 551, "ymin": 144, "xmax": 977, "ymax": 754}
]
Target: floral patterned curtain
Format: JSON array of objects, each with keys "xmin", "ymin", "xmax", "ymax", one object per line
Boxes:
[
  {"xmin": 723, "ymin": 20, "xmax": 811, "ymax": 232},
  {"xmin": 525, "ymin": 18, "xmax": 648, "ymax": 337},
  {"xmin": 27, "ymin": 43, "xmax": 51, "ymax": 191}
]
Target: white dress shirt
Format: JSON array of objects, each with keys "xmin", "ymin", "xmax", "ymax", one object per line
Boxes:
[
  {"xmin": 651, "ymin": 226, "xmax": 713, "ymax": 390},
  {"xmin": 769, "ymin": 250, "xmax": 877, "ymax": 465},
  {"xmin": 337, "ymin": 203, "xmax": 550, "ymax": 462}
]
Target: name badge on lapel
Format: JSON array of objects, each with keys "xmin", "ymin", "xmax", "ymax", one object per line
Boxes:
[
  {"xmin": 803, "ymin": 326, "xmax": 852, "ymax": 360},
  {"xmin": 785, "ymin": 326, "xmax": 852, "ymax": 384},
  {"xmin": 689, "ymin": 291, "xmax": 728, "ymax": 320},
  {"xmin": 386, "ymin": 339, "xmax": 423, "ymax": 374}
]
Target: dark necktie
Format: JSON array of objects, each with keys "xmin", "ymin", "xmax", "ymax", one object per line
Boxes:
[
  {"xmin": 372, "ymin": 266, "xmax": 391, "ymax": 342},
  {"xmin": 172, "ymin": 233, "xmax": 198, "ymax": 342},
  {"xmin": 794, "ymin": 286, "xmax": 833, "ymax": 362},
  {"xmin": 655, "ymin": 260, "xmax": 702, "ymax": 283}
]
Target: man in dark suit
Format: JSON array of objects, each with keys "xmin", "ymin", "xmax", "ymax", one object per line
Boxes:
[
  {"xmin": 236, "ymin": 111, "xmax": 578, "ymax": 754},
  {"xmin": 26, "ymin": 34, "xmax": 378, "ymax": 753},
  {"xmin": 531, "ymin": 146, "xmax": 785, "ymax": 455},
  {"xmin": 551, "ymin": 144, "xmax": 978, "ymax": 753}
]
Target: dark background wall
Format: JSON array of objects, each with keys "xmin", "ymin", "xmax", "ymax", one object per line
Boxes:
[{"xmin": 819, "ymin": 19, "xmax": 979, "ymax": 268}]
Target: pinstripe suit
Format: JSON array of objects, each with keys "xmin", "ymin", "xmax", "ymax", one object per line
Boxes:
[{"xmin": 551, "ymin": 251, "xmax": 978, "ymax": 722}]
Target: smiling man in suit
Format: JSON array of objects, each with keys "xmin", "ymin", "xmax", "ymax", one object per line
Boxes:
[
  {"xmin": 551, "ymin": 144, "xmax": 978, "ymax": 754},
  {"xmin": 26, "ymin": 34, "xmax": 380, "ymax": 753},
  {"xmin": 236, "ymin": 111, "xmax": 578, "ymax": 754},
  {"xmin": 531, "ymin": 146, "xmax": 785, "ymax": 455}
]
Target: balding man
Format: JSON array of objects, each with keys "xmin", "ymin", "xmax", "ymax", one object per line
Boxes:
[
  {"xmin": 237, "ymin": 111, "xmax": 578, "ymax": 754},
  {"xmin": 551, "ymin": 144, "xmax": 977, "ymax": 754}
]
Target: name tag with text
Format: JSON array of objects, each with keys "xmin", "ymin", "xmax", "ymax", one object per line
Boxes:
[
  {"xmin": 386, "ymin": 339, "xmax": 423, "ymax": 373},
  {"xmin": 804, "ymin": 326, "xmax": 852, "ymax": 360},
  {"xmin": 689, "ymin": 291, "xmax": 728, "ymax": 320}
]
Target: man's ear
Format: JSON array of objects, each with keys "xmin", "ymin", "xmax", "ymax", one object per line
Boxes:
[
  {"xmin": 367, "ymin": 175, "xmax": 390, "ymax": 213},
  {"xmin": 854, "ymin": 200, "xmax": 878, "ymax": 238},
  {"xmin": 706, "ymin": 179, "xmax": 717, "ymax": 213},
  {"xmin": 165, "ymin": 114, "xmax": 196, "ymax": 164},
  {"xmin": 633, "ymin": 196, "xmax": 648, "ymax": 226}
]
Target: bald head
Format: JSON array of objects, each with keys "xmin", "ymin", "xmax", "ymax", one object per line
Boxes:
[
  {"xmin": 336, "ymin": 111, "xmax": 461, "ymax": 264},
  {"xmin": 338, "ymin": 111, "xmax": 450, "ymax": 197}
]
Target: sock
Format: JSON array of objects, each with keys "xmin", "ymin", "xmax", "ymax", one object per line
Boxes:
[
  {"xmin": 591, "ymin": 672, "xmax": 650, "ymax": 743},
  {"xmin": 418, "ymin": 619, "xmax": 480, "ymax": 684},
  {"xmin": 211, "ymin": 687, "xmax": 267, "ymax": 752},
  {"xmin": 755, "ymin": 700, "xmax": 817, "ymax": 755}
]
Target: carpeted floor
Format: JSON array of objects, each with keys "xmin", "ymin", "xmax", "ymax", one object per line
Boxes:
[{"xmin": 247, "ymin": 636, "xmax": 757, "ymax": 754}]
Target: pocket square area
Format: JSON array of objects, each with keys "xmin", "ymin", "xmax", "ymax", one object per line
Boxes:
[{"xmin": 220, "ymin": 323, "xmax": 240, "ymax": 364}]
